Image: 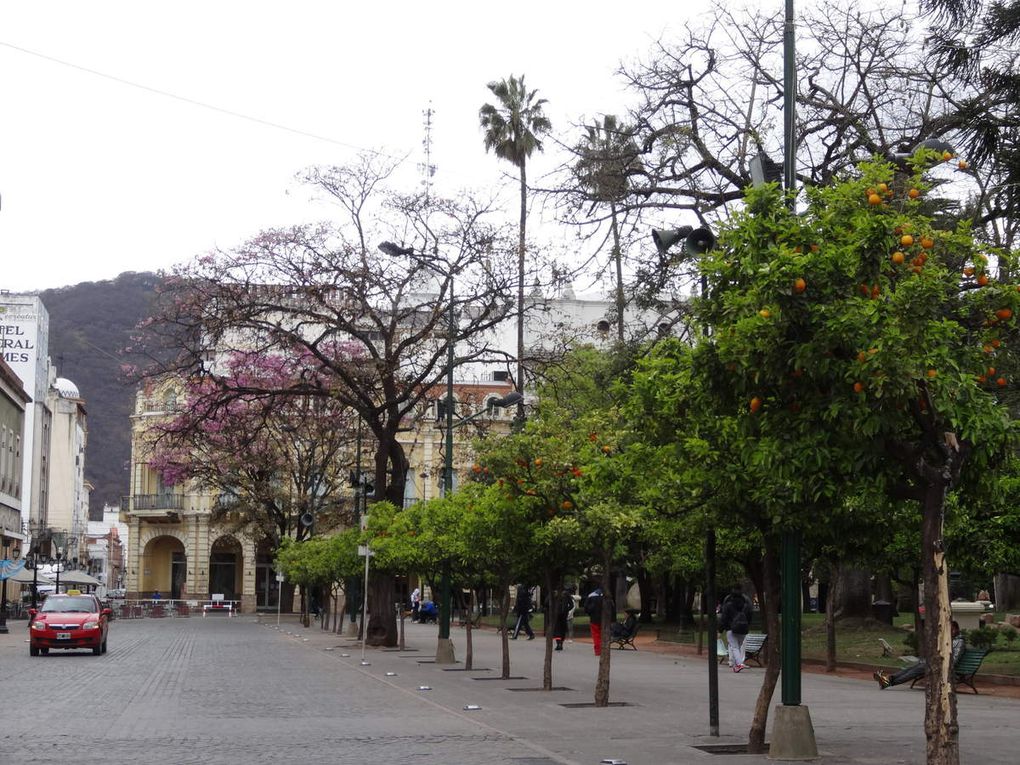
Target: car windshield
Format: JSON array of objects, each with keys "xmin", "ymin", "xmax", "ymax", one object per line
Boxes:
[{"xmin": 40, "ymin": 596, "xmax": 97, "ymax": 614}]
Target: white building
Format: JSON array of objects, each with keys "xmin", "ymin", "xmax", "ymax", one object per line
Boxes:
[
  {"xmin": 0, "ymin": 293, "xmax": 51, "ymax": 534},
  {"xmin": 45, "ymin": 373, "xmax": 90, "ymax": 565}
]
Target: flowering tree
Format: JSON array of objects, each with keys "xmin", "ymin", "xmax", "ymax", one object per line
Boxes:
[{"xmin": 134, "ymin": 154, "xmax": 519, "ymax": 645}]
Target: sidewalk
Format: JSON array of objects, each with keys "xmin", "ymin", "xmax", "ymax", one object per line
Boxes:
[{"xmin": 259, "ymin": 615, "xmax": 1019, "ymax": 764}]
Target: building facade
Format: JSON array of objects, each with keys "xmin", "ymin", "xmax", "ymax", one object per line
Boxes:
[{"xmin": 0, "ymin": 358, "xmax": 31, "ymax": 560}]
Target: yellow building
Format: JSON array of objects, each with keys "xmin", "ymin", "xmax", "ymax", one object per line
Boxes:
[{"xmin": 121, "ymin": 378, "xmax": 517, "ymax": 611}]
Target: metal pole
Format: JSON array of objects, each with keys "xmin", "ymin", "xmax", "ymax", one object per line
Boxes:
[
  {"xmin": 439, "ymin": 276, "xmax": 455, "ymax": 644},
  {"xmin": 360, "ymin": 543, "xmax": 371, "ymax": 662},
  {"xmin": 781, "ymin": 530, "xmax": 802, "ymax": 705},
  {"xmin": 31, "ymin": 553, "xmax": 38, "ymax": 609},
  {"xmin": 0, "ymin": 578, "xmax": 8, "ymax": 634},
  {"xmin": 781, "ymin": 0, "xmax": 802, "ymax": 709},
  {"xmin": 276, "ymin": 576, "xmax": 282, "ymax": 627},
  {"xmin": 706, "ymin": 528, "xmax": 719, "ymax": 736},
  {"xmin": 783, "ymin": 0, "xmax": 797, "ymax": 205}
]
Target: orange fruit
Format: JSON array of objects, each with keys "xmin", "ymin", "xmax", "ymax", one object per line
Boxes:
[
  {"xmin": 853, "ymin": 382, "xmax": 864, "ymax": 394},
  {"xmin": 857, "ymin": 351, "xmax": 867, "ymax": 363},
  {"xmin": 810, "ymin": 244, "xmax": 820, "ymax": 252},
  {"xmin": 749, "ymin": 397, "xmax": 762, "ymax": 413},
  {"xmin": 534, "ymin": 458, "xmax": 543, "ymax": 467},
  {"xmin": 877, "ymin": 183, "xmax": 889, "ymax": 194},
  {"xmin": 958, "ymin": 160, "xmax": 969, "ymax": 170},
  {"xmin": 964, "ymin": 267, "xmax": 975, "ymax": 276},
  {"xmin": 871, "ymin": 285, "xmax": 881, "ymax": 299},
  {"xmin": 998, "ymin": 377, "xmax": 1008, "ymax": 387},
  {"xmin": 920, "ymin": 237, "xmax": 934, "ymax": 250},
  {"xmin": 561, "ymin": 500, "xmax": 573, "ymax": 511},
  {"xmin": 759, "ymin": 309, "xmax": 771, "ymax": 319},
  {"xmin": 891, "ymin": 251, "xmax": 905, "ymax": 265},
  {"xmin": 942, "ymin": 150, "xmax": 954, "ymax": 160},
  {"xmin": 927, "ymin": 369, "xmax": 938, "ymax": 378},
  {"xmin": 868, "ymin": 193, "xmax": 883, "ymax": 205},
  {"xmin": 472, "ymin": 464, "xmax": 482, "ymax": 473},
  {"xmin": 992, "ymin": 339, "xmax": 1002, "ymax": 348},
  {"xmin": 996, "ymin": 308, "xmax": 1013, "ymax": 320},
  {"xmin": 908, "ymin": 188, "xmax": 920, "ymax": 199},
  {"xmin": 793, "ymin": 277, "xmax": 807, "ymax": 294},
  {"xmin": 900, "ymin": 234, "xmax": 914, "ymax": 247},
  {"xmin": 978, "ymin": 274, "xmax": 990, "ymax": 286},
  {"xmin": 869, "ymin": 348, "xmax": 879, "ymax": 354},
  {"xmin": 977, "ymin": 375, "xmax": 987, "ymax": 383},
  {"xmin": 983, "ymin": 344, "xmax": 994, "ymax": 354},
  {"xmin": 988, "ymin": 367, "xmax": 996, "ymax": 376}
]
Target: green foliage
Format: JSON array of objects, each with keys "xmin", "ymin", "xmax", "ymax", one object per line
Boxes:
[
  {"xmin": 966, "ymin": 626, "xmax": 997, "ymax": 650},
  {"xmin": 274, "ymin": 530, "xmax": 361, "ymax": 588}
]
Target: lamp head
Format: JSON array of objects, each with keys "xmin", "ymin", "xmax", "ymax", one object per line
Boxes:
[
  {"xmin": 378, "ymin": 241, "xmax": 416, "ymax": 257},
  {"xmin": 651, "ymin": 226, "xmax": 693, "ymax": 256}
]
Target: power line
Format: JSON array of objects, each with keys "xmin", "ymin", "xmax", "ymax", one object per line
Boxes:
[{"xmin": 0, "ymin": 39, "xmax": 397, "ymax": 157}]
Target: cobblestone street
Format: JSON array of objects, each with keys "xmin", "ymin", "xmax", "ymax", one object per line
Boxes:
[
  {"xmin": 0, "ymin": 616, "xmax": 542, "ymax": 765},
  {"xmin": 2, "ymin": 614, "xmax": 1017, "ymax": 764}
]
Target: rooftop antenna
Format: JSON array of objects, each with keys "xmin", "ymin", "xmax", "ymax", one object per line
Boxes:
[{"xmin": 419, "ymin": 103, "xmax": 437, "ymax": 206}]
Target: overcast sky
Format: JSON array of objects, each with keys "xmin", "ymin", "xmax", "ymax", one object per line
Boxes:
[{"xmin": 1, "ymin": 0, "xmax": 761, "ymax": 292}]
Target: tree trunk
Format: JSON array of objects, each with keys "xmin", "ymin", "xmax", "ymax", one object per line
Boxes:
[
  {"xmin": 993, "ymin": 573, "xmax": 1020, "ymax": 610},
  {"xmin": 921, "ymin": 481, "xmax": 959, "ymax": 765},
  {"xmin": 366, "ymin": 573, "xmax": 397, "ymax": 646},
  {"xmin": 594, "ymin": 555, "xmax": 613, "ymax": 707},
  {"xmin": 635, "ymin": 567, "xmax": 655, "ymax": 623},
  {"xmin": 499, "ymin": 582, "xmax": 512, "ymax": 679},
  {"xmin": 836, "ymin": 567, "xmax": 871, "ymax": 619},
  {"xmin": 542, "ymin": 569, "xmax": 555, "ymax": 691},
  {"xmin": 748, "ymin": 536, "xmax": 782, "ymax": 753},
  {"xmin": 825, "ymin": 561, "xmax": 840, "ymax": 672}
]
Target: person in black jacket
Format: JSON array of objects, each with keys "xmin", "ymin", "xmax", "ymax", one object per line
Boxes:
[
  {"xmin": 584, "ymin": 587, "xmax": 615, "ymax": 656},
  {"xmin": 551, "ymin": 585, "xmax": 576, "ymax": 650},
  {"xmin": 719, "ymin": 584, "xmax": 753, "ymax": 672},
  {"xmin": 511, "ymin": 585, "xmax": 535, "ymax": 640}
]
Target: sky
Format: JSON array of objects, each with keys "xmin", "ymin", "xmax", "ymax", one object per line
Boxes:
[{"xmin": 0, "ymin": 0, "xmax": 746, "ymax": 293}]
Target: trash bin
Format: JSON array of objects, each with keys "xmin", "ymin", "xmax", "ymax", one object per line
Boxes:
[{"xmin": 872, "ymin": 600, "xmax": 895, "ymax": 625}]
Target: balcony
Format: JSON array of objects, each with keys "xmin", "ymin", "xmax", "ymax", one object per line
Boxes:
[{"xmin": 121, "ymin": 494, "xmax": 183, "ymax": 523}]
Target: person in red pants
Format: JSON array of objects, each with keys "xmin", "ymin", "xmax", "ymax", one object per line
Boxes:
[{"xmin": 584, "ymin": 587, "xmax": 614, "ymax": 656}]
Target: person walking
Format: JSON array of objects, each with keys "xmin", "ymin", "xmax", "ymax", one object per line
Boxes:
[
  {"xmin": 584, "ymin": 586, "xmax": 614, "ymax": 656},
  {"xmin": 410, "ymin": 586, "xmax": 421, "ymax": 623},
  {"xmin": 511, "ymin": 584, "xmax": 535, "ymax": 640},
  {"xmin": 719, "ymin": 584, "xmax": 753, "ymax": 672},
  {"xmin": 552, "ymin": 585, "xmax": 576, "ymax": 651}
]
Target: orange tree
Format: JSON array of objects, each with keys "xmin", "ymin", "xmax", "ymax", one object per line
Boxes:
[{"xmin": 695, "ymin": 153, "xmax": 1018, "ymax": 764}]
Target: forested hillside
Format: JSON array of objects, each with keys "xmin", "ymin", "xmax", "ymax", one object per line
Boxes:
[{"xmin": 42, "ymin": 272, "xmax": 160, "ymax": 517}]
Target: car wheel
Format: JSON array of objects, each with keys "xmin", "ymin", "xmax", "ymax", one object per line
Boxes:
[
  {"xmin": 92, "ymin": 643, "xmax": 102, "ymax": 656},
  {"xmin": 30, "ymin": 645, "xmax": 39, "ymax": 657},
  {"xmin": 40, "ymin": 648, "xmax": 49, "ymax": 655}
]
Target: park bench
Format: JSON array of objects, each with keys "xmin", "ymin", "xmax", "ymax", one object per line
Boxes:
[
  {"xmin": 910, "ymin": 648, "xmax": 990, "ymax": 694},
  {"xmin": 717, "ymin": 633, "xmax": 768, "ymax": 666},
  {"xmin": 609, "ymin": 616, "xmax": 641, "ymax": 650}
]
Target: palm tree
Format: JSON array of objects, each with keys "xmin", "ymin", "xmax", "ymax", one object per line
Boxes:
[
  {"xmin": 573, "ymin": 115, "xmax": 642, "ymax": 340},
  {"xmin": 479, "ymin": 75, "xmax": 552, "ymax": 413}
]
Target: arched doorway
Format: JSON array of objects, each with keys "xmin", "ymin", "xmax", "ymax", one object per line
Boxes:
[
  {"xmin": 254, "ymin": 539, "xmax": 279, "ymax": 610},
  {"xmin": 141, "ymin": 536, "xmax": 186, "ymax": 599},
  {"xmin": 208, "ymin": 536, "xmax": 243, "ymax": 601}
]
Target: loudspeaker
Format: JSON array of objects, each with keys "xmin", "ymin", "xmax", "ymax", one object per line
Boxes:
[
  {"xmin": 652, "ymin": 226, "xmax": 693, "ymax": 255},
  {"xmin": 686, "ymin": 227, "xmax": 717, "ymax": 255},
  {"xmin": 300, "ymin": 512, "xmax": 315, "ymax": 528}
]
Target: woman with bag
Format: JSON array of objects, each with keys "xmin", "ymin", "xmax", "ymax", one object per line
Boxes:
[{"xmin": 719, "ymin": 584, "xmax": 753, "ymax": 672}]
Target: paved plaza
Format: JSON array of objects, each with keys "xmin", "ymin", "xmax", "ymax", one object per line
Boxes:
[{"xmin": 0, "ymin": 614, "xmax": 1015, "ymax": 764}]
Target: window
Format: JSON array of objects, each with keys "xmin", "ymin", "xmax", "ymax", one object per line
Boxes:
[{"xmin": 492, "ymin": 370, "xmax": 509, "ymax": 382}]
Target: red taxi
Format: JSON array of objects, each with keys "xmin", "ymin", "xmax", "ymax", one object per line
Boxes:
[{"xmin": 29, "ymin": 593, "xmax": 111, "ymax": 656}]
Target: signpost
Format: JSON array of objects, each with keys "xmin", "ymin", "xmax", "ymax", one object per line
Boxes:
[
  {"xmin": 275, "ymin": 572, "xmax": 285, "ymax": 627},
  {"xmin": 358, "ymin": 514, "xmax": 373, "ymax": 664}
]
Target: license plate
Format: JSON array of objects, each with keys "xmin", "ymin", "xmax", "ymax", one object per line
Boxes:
[{"xmin": 56, "ymin": 632, "xmax": 71, "ymax": 640}]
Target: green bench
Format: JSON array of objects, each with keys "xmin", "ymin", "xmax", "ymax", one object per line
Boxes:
[{"xmin": 910, "ymin": 648, "xmax": 989, "ymax": 694}]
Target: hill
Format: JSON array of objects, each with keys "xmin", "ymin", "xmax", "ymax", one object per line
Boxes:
[{"xmin": 41, "ymin": 272, "xmax": 161, "ymax": 517}]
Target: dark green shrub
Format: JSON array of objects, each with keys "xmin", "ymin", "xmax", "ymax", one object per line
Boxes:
[
  {"xmin": 903, "ymin": 631, "xmax": 920, "ymax": 653},
  {"xmin": 1001, "ymin": 626, "xmax": 1017, "ymax": 647},
  {"xmin": 967, "ymin": 627, "xmax": 996, "ymax": 650}
]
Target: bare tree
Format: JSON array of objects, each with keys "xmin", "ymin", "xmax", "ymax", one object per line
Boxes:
[{"xmin": 134, "ymin": 154, "xmax": 518, "ymax": 645}]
